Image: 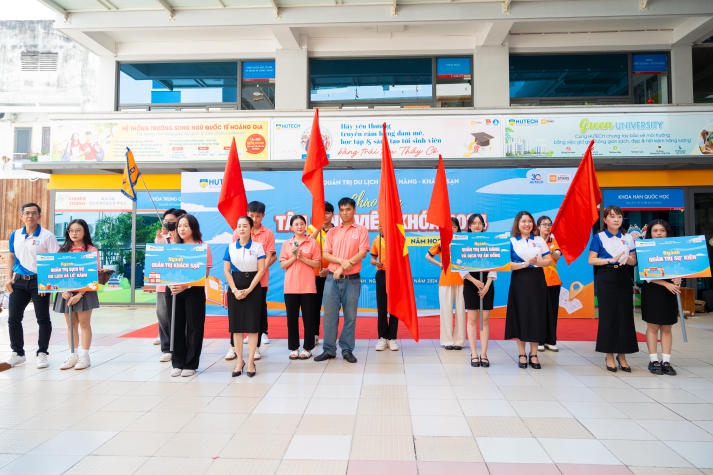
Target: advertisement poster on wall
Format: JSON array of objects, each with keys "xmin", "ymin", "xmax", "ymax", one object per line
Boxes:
[{"xmin": 181, "ymin": 168, "xmax": 595, "ymax": 318}]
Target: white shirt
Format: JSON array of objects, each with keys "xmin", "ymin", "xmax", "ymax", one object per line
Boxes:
[
  {"xmin": 510, "ymin": 234, "xmax": 550, "ymax": 267},
  {"xmin": 9, "ymin": 225, "xmax": 60, "ymax": 275},
  {"xmin": 224, "ymin": 239, "xmax": 266, "ymax": 272}
]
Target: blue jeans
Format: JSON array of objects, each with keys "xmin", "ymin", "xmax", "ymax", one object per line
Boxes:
[{"xmin": 322, "ymin": 274, "xmax": 360, "ymax": 355}]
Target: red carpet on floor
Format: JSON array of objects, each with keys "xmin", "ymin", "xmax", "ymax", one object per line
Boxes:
[{"xmin": 121, "ymin": 315, "xmax": 646, "ymax": 342}]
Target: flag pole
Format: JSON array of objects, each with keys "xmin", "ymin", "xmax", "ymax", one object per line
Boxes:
[{"xmin": 138, "ymin": 175, "xmax": 165, "ymax": 225}]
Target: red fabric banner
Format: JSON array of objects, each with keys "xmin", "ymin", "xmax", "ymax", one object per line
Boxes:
[
  {"xmin": 301, "ymin": 108, "xmax": 330, "ymax": 228},
  {"xmin": 217, "ymin": 137, "xmax": 248, "ymax": 230},
  {"xmin": 426, "ymin": 155, "xmax": 454, "ymax": 272}
]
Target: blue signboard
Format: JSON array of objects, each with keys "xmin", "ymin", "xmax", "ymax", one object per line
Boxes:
[
  {"xmin": 450, "ymin": 232, "xmax": 512, "ymax": 272},
  {"xmin": 436, "ymin": 57, "xmax": 471, "ymax": 78},
  {"xmin": 603, "ymin": 188, "xmax": 684, "ymax": 210},
  {"xmin": 37, "ymin": 252, "xmax": 99, "ymax": 292},
  {"xmin": 632, "ymin": 53, "xmax": 668, "ymax": 74},
  {"xmin": 144, "ymin": 243, "xmax": 208, "ymax": 285},
  {"xmin": 242, "ymin": 61, "xmax": 275, "ymax": 81},
  {"xmin": 636, "ymin": 235, "xmax": 711, "ymax": 280}
]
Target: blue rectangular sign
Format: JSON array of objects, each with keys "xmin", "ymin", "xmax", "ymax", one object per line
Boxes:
[
  {"xmin": 450, "ymin": 232, "xmax": 512, "ymax": 272},
  {"xmin": 37, "ymin": 252, "xmax": 99, "ymax": 293},
  {"xmin": 636, "ymin": 235, "xmax": 711, "ymax": 280},
  {"xmin": 603, "ymin": 188, "xmax": 684, "ymax": 210},
  {"xmin": 144, "ymin": 243, "xmax": 208, "ymax": 285}
]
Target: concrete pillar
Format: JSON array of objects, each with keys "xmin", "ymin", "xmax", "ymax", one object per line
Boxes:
[
  {"xmin": 670, "ymin": 44, "xmax": 694, "ymax": 105},
  {"xmin": 275, "ymin": 49, "xmax": 308, "ymax": 110},
  {"xmin": 93, "ymin": 55, "xmax": 117, "ymax": 112},
  {"xmin": 474, "ymin": 46, "xmax": 510, "ymax": 108}
]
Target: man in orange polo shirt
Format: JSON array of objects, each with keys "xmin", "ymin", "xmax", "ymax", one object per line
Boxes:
[{"xmin": 314, "ymin": 197, "xmax": 369, "ymax": 364}]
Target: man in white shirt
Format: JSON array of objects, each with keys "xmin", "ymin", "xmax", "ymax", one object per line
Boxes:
[{"xmin": 2, "ymin": 203, "xmax": 60, "ymax": 371}]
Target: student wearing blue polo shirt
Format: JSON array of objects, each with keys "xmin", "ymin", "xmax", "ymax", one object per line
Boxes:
[{"xmin": 3, "ymin": 203, "xmax": 60, "ymax": 370}]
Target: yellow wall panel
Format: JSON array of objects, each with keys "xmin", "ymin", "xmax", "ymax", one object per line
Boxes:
[{"xmin": 49, "ymin": 174, "xmax": 181, "ymax": 190}]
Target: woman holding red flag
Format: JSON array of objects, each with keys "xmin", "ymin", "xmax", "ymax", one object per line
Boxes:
[
  {"xmin": 279, "ymin": 214, "xmax": 320, "ymax": 360},
  {"xmin": 536, "ymin": 215, "xmax": 562, "ymax": 352},
  {"xmin": 588, "ymin": 205, "xmax": 638, "ymax": 372},
  {"xmin": 426, "ymin": 217, "xmax": 466, "ymax": 351}
]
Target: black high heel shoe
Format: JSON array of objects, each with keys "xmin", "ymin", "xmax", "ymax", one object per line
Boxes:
[
  {"xmin": 518, "ymin": 354, "xmax": 528, "ymax": 369},
  {"xmin": 605, "ymin": 358, "xmax": 617, "ymax": 372},
  {"xmin": 616, "ymin": 355, "xmax": 631, "ymax": 373},
  {"xmin": 247, "ymin": 362, "xmax": 256, "ymax": 378},
  {"xmin": 232, "ymin": 361, "xmax": 245, "ymax": 377},
  {"xmin": 528, "ymin": 354, "xmax": 541, "ymax": 369}
]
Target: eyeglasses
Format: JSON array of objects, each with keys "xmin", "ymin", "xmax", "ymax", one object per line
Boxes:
[
  {"xmin": 22, "ymin": 211, "xmax": 39, "ymax": 217},
  {"xmin": 68, "ymin": 228, "xmax": 83, "ymax": 234},
  {"xmin": 539, "ymin": 223, "xmax": 552, "ymax": 227}
]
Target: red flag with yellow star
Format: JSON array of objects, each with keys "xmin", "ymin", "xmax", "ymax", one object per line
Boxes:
[{"xmin": 378, "ymin": 123, "xmax": 419, "ymax": 341}]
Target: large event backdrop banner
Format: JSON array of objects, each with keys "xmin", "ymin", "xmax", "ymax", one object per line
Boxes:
[
  {"xmin": 49, "ymin": 111, "xmax": 713, "ymax": 163},
  {"xmin": 181, "ymin": 169, "xmax": 595, "ymax": 318}
]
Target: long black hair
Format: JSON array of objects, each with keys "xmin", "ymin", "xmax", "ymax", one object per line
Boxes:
[
  {"xmin": 60, "ymin": 219, "xmax": 93, "ymax": 252},
  {"xmin": 176, "ymin": 214, "xmax": 203, "ymax": 243}
]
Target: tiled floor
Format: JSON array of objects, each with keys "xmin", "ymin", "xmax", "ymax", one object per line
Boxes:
[{"xmin": 2, "ymin": 305, "xmax": 713, "ymax": 474}]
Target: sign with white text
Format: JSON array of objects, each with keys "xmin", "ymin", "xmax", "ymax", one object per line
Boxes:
[{"xmin": 636, "ymin": 236, "xmax": 712, "ymax": 281}]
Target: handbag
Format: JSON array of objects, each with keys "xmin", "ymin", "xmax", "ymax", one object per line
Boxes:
[{"xmin": 98, "ymin": 269, "xmax": 114, "ymax": 285}]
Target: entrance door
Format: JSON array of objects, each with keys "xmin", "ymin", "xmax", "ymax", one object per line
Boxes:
[{"xmin": 693, "ymin": 191, "xmax": 713, "ymax": 295}]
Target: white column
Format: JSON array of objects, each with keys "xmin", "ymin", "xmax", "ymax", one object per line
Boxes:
[
  {"xmin": 670, "ymin": 45, "xmax": 694, "ymax": 105},
  {"xmin": 473, "ymin": 46, "xmax": 510, "ymax": 108},
  {"xmin": 92, "ymin": 56, "xmax": 118, "ymax": 112},
  {"xmin": 275, "ymin": 49, "xmax": 308, "ymax": 110}
]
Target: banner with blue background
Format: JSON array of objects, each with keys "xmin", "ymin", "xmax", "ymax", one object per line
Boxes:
[
  {"xmin": 636, "ymin": 236, "xmax": 711, "ymax": 281},
  {"xmin": 181, "ymin": 168, "xmax": 595, "ymax": 318},
  {"xmin": 144, "ymin": 243, "xmax": 208, "ymax": 285},
  {"xmin": 37, "ymin": 252, "xmax": 99, "ymax": 293}
]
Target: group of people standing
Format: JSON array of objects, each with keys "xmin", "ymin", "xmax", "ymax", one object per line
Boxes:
[{"xmin": 2, "ymin": 200, "xmax": 682, "ymax": 378}]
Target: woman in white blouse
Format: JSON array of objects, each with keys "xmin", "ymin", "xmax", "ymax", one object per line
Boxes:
[
  {"xmin": 224, "ymin": 216, "xmax": 266, "ymax": 378},
  {"xmin": 505, "ymin": 211, "xmax": 553, "ymax": 369}
]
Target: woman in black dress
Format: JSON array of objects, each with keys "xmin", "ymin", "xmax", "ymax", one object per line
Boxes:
[
  {"xmin": 505, "ymin": 211, "xmax": 552, "ymax": 369},
  {"xmin": 588, "ymin": 205, "xmax": 638, "ymax": 372},
  {"xmin": 640, "ymin": 219, "xmax": 680, "ymax": 376}
]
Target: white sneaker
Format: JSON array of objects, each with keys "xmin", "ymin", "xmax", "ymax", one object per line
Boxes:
[
  {"xmin": 170, "ymin": 367, "xmax": 182, "ymax": 377},
  {"xmin": 60, "ymin": 353, "xmax": 79, "ymax": 370},
  {"xmin": 152, "ymin": 338, "xmax": 160, "ymax": 346},
  {"xmin": 375, "ymin": 338, "xmax": 388, "ymax": 351},
  {"xmin": 159, "ymin": 352, "xmax": 172, "ymax": 362},
  {"xmin": 74, "ymin": 354, "xmax": 91, "ymax": 370},
  {"xmin": 253, "ymin": 349, "xmax": 261, "ymax": 360},
  {"xmin": 181, "ymin": 369, "xmax": 195, "ymax": 377},
  {"xmin": 537, "ymin": 345, "xmax": 545, "ymax": 352},
  {"xmin": 224, "ymin": 347, "xmax": 237, "ymax": 361},
  {"xmin": 7, "ymin": 352, "xmax": 26, "ymax": 367},
  {"xmin": 545, "ymin": 344, "xmax": 559, "ymax": 352},
  {"xmin": 242, "ymin": 336, "xmax": 248, "ymax": 344},
  {"xmin": 261, "ymin": 333, "xmax": 270, "ymax": 345},
  {"xmin": 388, "ymin": 339, "xmax": 399, "ymax": 351},
  {"xmin": 36, "ymin": 352, "xmax": 49, "ymax": 369}
]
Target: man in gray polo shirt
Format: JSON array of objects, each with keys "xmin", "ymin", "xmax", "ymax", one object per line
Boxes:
[{"xmin": 2, "ymin": 203, "xmax": 59, "ymax": 371}]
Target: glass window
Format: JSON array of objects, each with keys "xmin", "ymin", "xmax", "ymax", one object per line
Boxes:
[
  {"xmin": 632, "ymin": 53, "xmax": 669, "ymax": 104},
  {"xmin": 311, "ymin": 57, "xmax": 459, "ymax": 108},
  {"xmin": 13, "ymin": 127, "xmax": 32, "ymax": 160},
  {"xmin": 119, "ymin": 61, "xmax": 245, "ymax": 110},
  {"xmin": 241, "ymin": 61, "xmax": 275, "ymax": 110},
  {"xmin": 510, "ymin": 54, "xmax": 629, "ymax": 103},
  {"xmin": 693, "ymin": 47, "xmax": 713, "ymax": 103}
]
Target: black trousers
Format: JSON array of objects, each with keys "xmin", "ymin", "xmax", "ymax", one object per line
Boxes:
[
  {"xmin": 542, "ymin": 285, "xmax": 561, "ymax": 345},
  {"xmin": 313, "ymin": 275, "xmax": 327, "ymax": 337},
  {"xmin": 165, "ymin": 287, "xmax": 206, "ymax": 370},
  {"xmin": 8, "ymin": 277, "xmax": 52, "ymax": 356},
  {"xmin": 375, "ymin": 270, "xmax": 399, "ymax": 340},
  {"xmin": 284, "ymin": 293, "xmax": 317, "ymax": 351}
]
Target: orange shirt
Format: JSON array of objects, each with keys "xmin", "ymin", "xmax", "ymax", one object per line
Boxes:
[
  {"xmin": 251, "ymin": 226, "xmax": 275, "ymax": 287},
  {"xmin": 428, "ymin": 241, "xmax": 463, "ymax": 286},
  {"xmin": 542, "ymin": 235, "xmax": 562, "ymax": 286},
  {"xmin": 370, "ymin": 234, "xmax": 386, "ymax": 271},
  {"xmin": 324, "ymin": 223, "xmax": 370, "ymax": 275},
  {"xmin": 279, "ymin": 235, "xmax": 321, "ymax": 294}
]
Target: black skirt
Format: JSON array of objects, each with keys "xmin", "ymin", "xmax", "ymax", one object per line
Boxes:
[
  {"xmin": 227, "ymin": 271, "xmax": 261, "ymax": 333},
  {"xmin": 641, "ymin": 280, "xmax": 678, "ymax": 325},
  {"xmin": 463, "ymin": 272, "xmax": 494, "ymax": 310},
  {"xmin": 505, "ymin": 267, "xmax": 547, "ymax": 342},
  {"xmin": 594, "ymin": 266, "xmax": 639, "ymax": 354}
]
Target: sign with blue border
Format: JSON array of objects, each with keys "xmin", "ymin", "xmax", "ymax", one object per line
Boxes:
[
  {"xmin": 144, "ymin": 243, "xmax": 208, "ymax": 285},
  {"xmin": 37, "ymin": 252, "xmax": 99, "ymax": 293},
  {"xmin": 450, "ymin": 232, "xmax": 512, "ymax": 272},
  {"xmin": 636, "ymin": 235, "xmax": 711, "ymax": 280}
]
